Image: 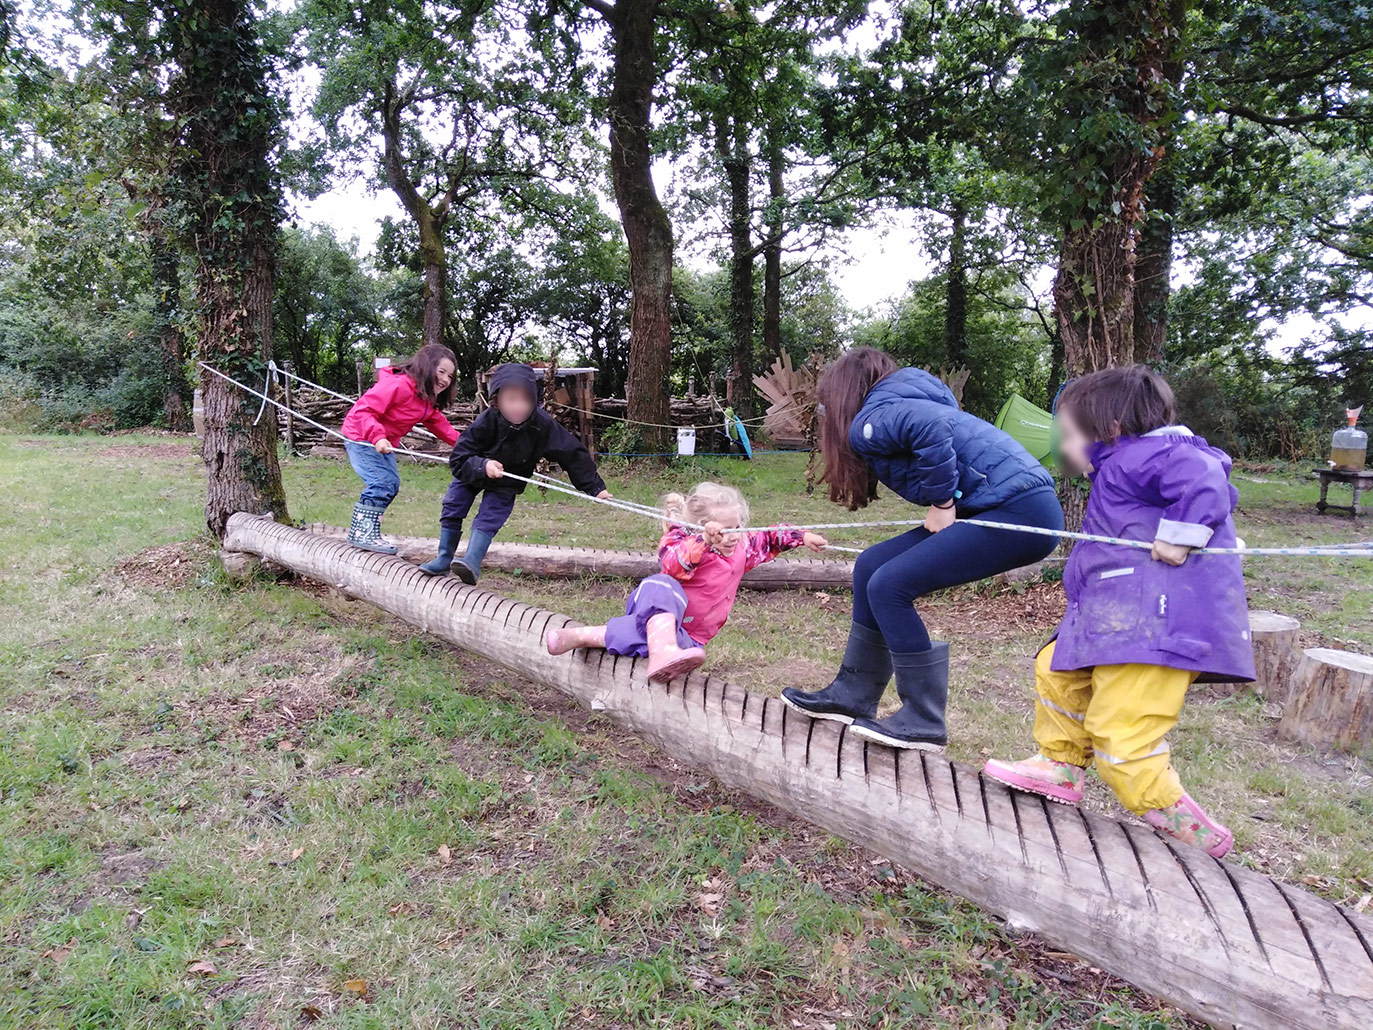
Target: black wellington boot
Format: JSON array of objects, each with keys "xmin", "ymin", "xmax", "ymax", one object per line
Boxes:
[
  {"xmin": 849, "ymin": 642, "xmax": 949, "ymax": 750},
  {"xmin": 781, "ymin": 623, "xmax": 892, "ymax": 725}
]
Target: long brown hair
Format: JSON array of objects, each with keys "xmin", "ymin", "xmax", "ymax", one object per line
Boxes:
[
  {"xmin": 1057, "ymin": 365, "xmax": 1175, "ymax": 444},
  {"xmin": 816, "ymin": 347, "xmax": 899, "ymax": 510},
  {"xmin": 394, "ymin": 344, "xmax": 458, "ymax": 408}
]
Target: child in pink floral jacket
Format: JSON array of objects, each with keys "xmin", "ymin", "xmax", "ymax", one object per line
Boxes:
[{"xmin": 546, "ymin": 482, "xmax": 827, "ymax": 681}]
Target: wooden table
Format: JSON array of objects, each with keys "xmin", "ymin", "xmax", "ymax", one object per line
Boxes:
[{"xmin": 1314, "ymin": 466, "xmax": 1373, "ymax": 515}]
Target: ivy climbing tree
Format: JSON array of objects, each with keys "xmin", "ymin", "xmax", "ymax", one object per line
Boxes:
[{"xmin": 161, "ymin": 0, "xmax": 290, "ymax": 536}]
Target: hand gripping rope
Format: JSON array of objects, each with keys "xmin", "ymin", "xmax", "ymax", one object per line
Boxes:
[{"xmin": 201, "ymin": 363, "xmax": 1373, "ymax": 559}]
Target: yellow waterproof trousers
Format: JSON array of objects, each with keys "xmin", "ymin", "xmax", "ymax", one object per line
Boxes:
[{"xmin": 1032, "ymin": 640, "xmax": 1197, "ymax": 814}]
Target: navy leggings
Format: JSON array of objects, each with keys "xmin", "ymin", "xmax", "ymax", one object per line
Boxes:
[{"xmin": 852, "ymin": 487, "xmax": 1064, "ymax": 652}]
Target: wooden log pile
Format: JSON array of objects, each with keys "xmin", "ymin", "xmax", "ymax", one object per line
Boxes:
[
  {"xmin": 222, "ymin": 514, "xmax": 1373, "ymax": 1030},
  {"xmin": 593, "ymin": 395, "xmax": 723, "ymax": 429},
  {"xmin": 278, "ymin": 385, "xmax": 478, "ymax": 455}
]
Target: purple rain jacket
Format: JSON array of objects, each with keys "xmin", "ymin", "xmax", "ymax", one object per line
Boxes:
[{"xmin": 1051, "ymin": 427, "xmax": 1256, "ymax": 683}]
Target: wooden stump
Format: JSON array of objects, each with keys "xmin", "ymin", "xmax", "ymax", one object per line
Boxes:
[
  {"xmin": 1249, "ymin": 610, "xmax": 1302, "ymax": 703},
  {"xmin": 219, "ymin": 549, "xmax": 260, "ymax": 580},
  {"xmin": 1279, "ymin": 648, "xmax": 1373, "ymax": 752}
]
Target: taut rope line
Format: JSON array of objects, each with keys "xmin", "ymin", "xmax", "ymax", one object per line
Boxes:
[{"xmin": 201, "ymin": 364, "xmax": 1373, "ymax": 559}]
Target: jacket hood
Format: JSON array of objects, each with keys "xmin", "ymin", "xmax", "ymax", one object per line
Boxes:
[
  {"xmin": 489, "ymin": 363, "xmax": 541, "ymax": 405},
  {"xmin": 1087, "ymin": 427, "xmax": 1228, "ymax": 479}
]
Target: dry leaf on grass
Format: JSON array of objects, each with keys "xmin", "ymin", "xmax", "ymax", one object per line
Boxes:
[
  {"xmin": 694, "ymin": 892, "xmax": 723, "ymax": 917},
  {"xmin": 41, "ymin": 939, "xmax": 78, "ymax": 963},
  {"xmin": 300, "ymin": 1003, "xmax": 324, "ymax": 1021},
  {"xmin": 186, "ymin": 959, "xmax": 218, "ymax": 975},
  {"xmin": 387, "ymin": 902, "xmax": 413, "ymax": 916},
  {"xmin": 277, "ymin": 740, "xmax": 295, "ymax": 752},
  {"xmin": 437, "ymin": 844, "xmax": 452, "ymax": 867},
  {"xmin": 595, "ymin": 913, "xmax": 614, "ymax": 931},
  {"xmin": 212, "ymin": 937, "xmax": 237, "ymax": 949},
  {"xmin": 342, "ymin": 978, "xmax": 367, "ymax": 996}
]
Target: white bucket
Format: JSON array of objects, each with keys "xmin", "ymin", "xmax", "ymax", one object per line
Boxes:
[
  {"xmin": 192, "ymin": 388, "xmax": 205, "ymax": 438},
  {"xmin": 676, "ymin": 427, "xmax": 696, "ymax": 456}
]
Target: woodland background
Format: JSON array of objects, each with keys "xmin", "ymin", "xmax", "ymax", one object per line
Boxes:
[{"xmin": 1, "ymin": 0, "xmax": 1370, "ymax": 465}]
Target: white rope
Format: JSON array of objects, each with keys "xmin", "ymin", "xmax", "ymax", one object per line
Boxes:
[{"xmin": 203, "ymin": 363, "xmax": 1373, "ymax": 560}]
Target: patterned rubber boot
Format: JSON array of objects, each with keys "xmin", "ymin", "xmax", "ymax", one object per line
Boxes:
[
  {"xmin": 984, "ymin": 754, "xmax": 1087, "ymax": 806},
  {"xmin": 546, "ymin": 625, "xmax": 608, "ymax": 656},
  {"xmin": 644, "ymin": 613, "xmax": 705, "ymax": 682},
  {"xmin": 454, "ymin": 530, "xmax": 493, "ymax": 585},
  {"xmin": 1145, "ymin": 793, "xmax": 1234, "ymax": 858},
  {"xmin": 347, "ymin": 503, "xmax": 398, "ymax": 555},
  {"xmin": 418, "ymin": 527, "xmax": 461, "ymax": 576}
]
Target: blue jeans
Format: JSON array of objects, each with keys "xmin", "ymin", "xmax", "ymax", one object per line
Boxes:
[
  {"xmin": 439, "ymin": 481, "xmax": 517, "ymax": 535},
  {"xmin": 346, "ymin": 441, "xmax": 400, "ymax": 508},
  {"xmin": 853, "ymin": 487, "xmax": 1064, "ymax": 652}
]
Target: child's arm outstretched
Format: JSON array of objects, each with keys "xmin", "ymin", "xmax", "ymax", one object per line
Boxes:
[
  {"xmin": 421, "ymin": 405, "xmax": 460, "ymax": 447},
  {"xmin": 543, "ymin": 422, "xmax": 612, "ymax": 499},
  {"xmin": 741, "ymin": 525, "xmax": 828, "ymax": 572},
  {"xmin": 1143, "ymin": 446, "xmax": 1238, "ymax": 565}
]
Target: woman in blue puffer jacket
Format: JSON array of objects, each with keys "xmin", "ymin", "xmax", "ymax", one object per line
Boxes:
[{"xmin": 783, "ymin": 348, "xmax": 1064, "ymax": 749}]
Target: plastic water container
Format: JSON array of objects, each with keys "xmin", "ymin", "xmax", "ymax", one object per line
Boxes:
[
  {"xmin": 192, "ymin": 388, "xmax": 205, "ymax": 438},
  {"xmin": 1331, "ymin": 406, "xmax": 1367, "ymax": 471}
]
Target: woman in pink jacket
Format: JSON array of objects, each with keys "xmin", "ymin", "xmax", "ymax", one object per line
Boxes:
[
  {"xmin": 544, "ymin": 482, "xmax": 828, "ymax": 681},
  {"xmin": 340, "ymin": 345, "xmax": 460, "ymax": 553}
]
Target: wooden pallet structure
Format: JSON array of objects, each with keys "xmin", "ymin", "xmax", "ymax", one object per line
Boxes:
[
  {"xmin": 222, "ymin": 514, "xmax": 1373, "ymax": 1030},
  {"xmin": 752, "ymin": 352, "xmax": 821, "ymax": 450}
]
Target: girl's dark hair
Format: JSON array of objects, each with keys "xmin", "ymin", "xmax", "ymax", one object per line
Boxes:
[
  {"xmin": 1057, "ymin": 365, "xmax": 1175, "ymax": 443},
  {"xmin": 394, "ymin": 344, "xmax": 457, "ymax": 408},
  {"xmin": 815, "ymin": 347, "xmax": 899, "ymax": 510}
]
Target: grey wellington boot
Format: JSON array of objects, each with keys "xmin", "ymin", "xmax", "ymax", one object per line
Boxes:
[
  {"xmin": 418, "ymin": 526, "xmax": 461, "ymax": 576},
  {"xmin": 849, "ymin": 642, "xmax": 950, "ymax": 750},
  {"xmin": 781, "ymin": 623, "xmax": 892, "ymax": 725},
  {"xmin": 347, "ymin": 502, "xmax": 398, "ymax": 555},
  {"xmin": 453, "ymin": 529, "xmax": 493, "ymax": 585}
]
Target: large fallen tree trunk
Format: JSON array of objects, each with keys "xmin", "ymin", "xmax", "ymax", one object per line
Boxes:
[
  {"xmin": 224, "ymin": 514, "xmax": 1373, "ymax": 1030},
  {"xmin": 304, "ymin": 523, "xmax": 855, "ymax": 590}
]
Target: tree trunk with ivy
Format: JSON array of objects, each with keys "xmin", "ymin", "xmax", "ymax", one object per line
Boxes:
[
  {"xmin": 598, "ymin": 0, "xmax": 673, "ymax": 450},
  {"xmin": 718, "ymin": 111, "xmax": 755, "ymax": 418},
  {"xmin": 1052, "ymin": 0, "xmax": 1172, "ymax": 379},
  {"xmin": 762, "ymin": 133, "xmax": 784, "ymax": 360},
  {"xmin": 165, "ymin": 0, "xmax": 289, "ymax": 538}
]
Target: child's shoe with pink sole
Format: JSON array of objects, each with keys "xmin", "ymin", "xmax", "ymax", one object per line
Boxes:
[
  {"xmin": 1145, "ymin": 793, "xmax": 1234, "ymax": 858},
  {"xmin": 983, "ymin": 754, "xmax": 1087, "ymax": 805}
]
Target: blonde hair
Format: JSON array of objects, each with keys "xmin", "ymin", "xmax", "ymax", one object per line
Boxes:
[{"xmin": 660, "ymin": 481, "xmax": 749, "ymax": 531}]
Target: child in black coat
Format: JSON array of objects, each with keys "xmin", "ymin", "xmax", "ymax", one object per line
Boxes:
[{"xmin": 419, "ymin": 363, "xmax": 611, "ymax": 583}]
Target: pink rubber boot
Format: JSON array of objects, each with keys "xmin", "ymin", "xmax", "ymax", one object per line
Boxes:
[
  {"xmin": 983, "ymin": 753, "xmax": 1087, "ymax": 805},
  {"xmin": 644, "ymin": 612, "xmax": 705, "ymax": 682},
  {"xmin": 1145, "ymin": 793, "xmax": 1234, "ymax": 858},
  {"xmin": 546, "ymin": 625, "xmax": 607, "ymax": 656}
]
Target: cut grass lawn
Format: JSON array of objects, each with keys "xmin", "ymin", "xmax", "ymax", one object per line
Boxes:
[{"xmin": 2, "ymin": 433, "xmax": 1370, "ymax": 1029}]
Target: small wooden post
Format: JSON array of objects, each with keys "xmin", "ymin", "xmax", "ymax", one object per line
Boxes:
[
  {"xmin": 355, "ymin": 358, "xmax": 367, "ymax": 397},
  {"xmin": 1248, "ymin": 611, "xmax": 1302, "ymax": 703},
  {"xmin": 1279, "ymin": 648, "xmax": 1373, "ymax": 751},
  {"xmin": 281, "ymin": 360, "xmax": 296, "ymax": 454}
]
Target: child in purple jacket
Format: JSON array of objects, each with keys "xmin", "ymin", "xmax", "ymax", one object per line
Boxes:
[{"xmin": 985, "ymin": 366, "xmax": 1254, "ymax": 858}]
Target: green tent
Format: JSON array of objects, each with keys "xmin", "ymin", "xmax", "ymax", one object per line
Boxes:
[{"xmin": 994, "ymin": 393, "xmax": 1054, "ymax": 468}]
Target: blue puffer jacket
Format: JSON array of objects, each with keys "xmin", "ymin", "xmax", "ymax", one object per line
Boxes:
[{"xmin": 850, "ymin": 368, "xmax": 1053, "ymax": 513}]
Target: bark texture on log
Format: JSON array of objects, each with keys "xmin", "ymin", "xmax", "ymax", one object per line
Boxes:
[
  {"xmin": 1279, "ymin": 648, "xmax": 1373, "ymax": 752},
  {"xmin": 303, "ymin": 524, "xmax": 854, "ymax": 590},
  {"xmin": 1248, "ymin": 611, "xmax": 1303, "ymax": 704},
  {"xmin": 225, "ymin": 513, "xmax": 1373, "ymax": 1030}
]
